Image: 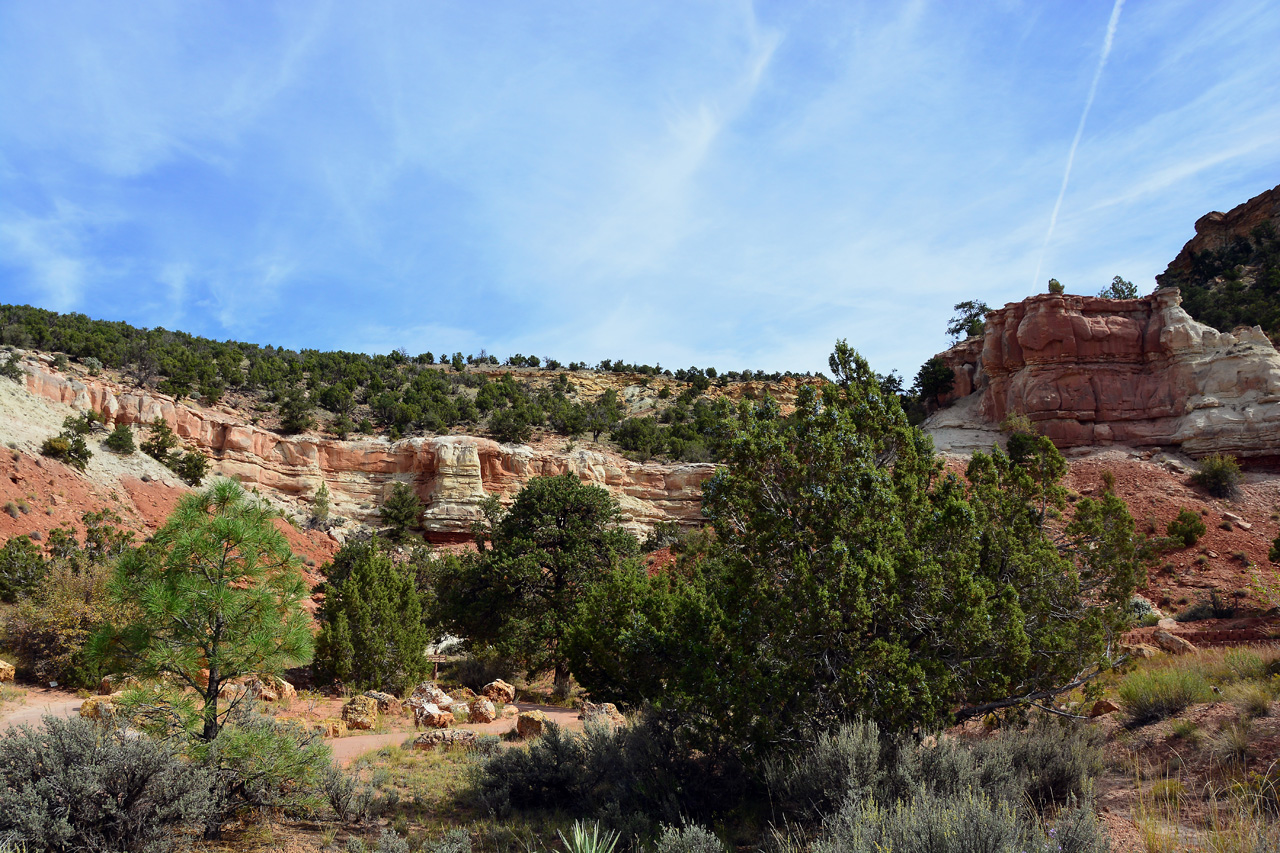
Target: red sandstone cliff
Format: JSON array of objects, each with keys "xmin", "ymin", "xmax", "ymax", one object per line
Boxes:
[
  {"xmin": 11, "ymin": 355, "xmax": 715, "ymax": 540},
  {"xmin": 1160, "ymin": 184, "xmax": 1280, "ymax": 282},
  {"xmin": 932, "ymin": 288, "xmax": 1280, "ymax": 458}
]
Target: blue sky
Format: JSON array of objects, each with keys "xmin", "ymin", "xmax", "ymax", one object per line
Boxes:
[{"xmin": 1, "ymin": 1, "xmax": 1277, "ymax": 379}]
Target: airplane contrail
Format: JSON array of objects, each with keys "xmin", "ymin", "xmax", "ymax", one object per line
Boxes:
[{"xmin": 1031, "ymin": 0, "xmax": 1125, "ymax": 291}]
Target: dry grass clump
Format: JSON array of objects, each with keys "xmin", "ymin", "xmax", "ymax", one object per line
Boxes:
[
  {"xmin": 1116, "ymin": 647, "xmax": 1280, "ymax": 724},
  {"xmin": 1119, "ymin": 668, "xmax": 1214, "ymax": 723}
]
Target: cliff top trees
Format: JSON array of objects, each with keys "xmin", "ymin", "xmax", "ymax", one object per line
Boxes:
[
  {"xmin": 91, "ymin": 479, "xmax": 313, "ymax": 742},
  {"xmin": 946, "ymin": 300, "xmax": 990, "ymax": 341}
]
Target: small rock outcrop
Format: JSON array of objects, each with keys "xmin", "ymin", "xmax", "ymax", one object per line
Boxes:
[
  {"xmin": 468, "ymin": 698, "xmax": 497, "ymax": 724},
  {"xmin": 1160, "ymin": 185, "xmax": 1280, "ymax": 282},
  {"xmin": 931, "ymin": 288, "xmax": 1280, "ymax": 460},
  {"xmin": 516, "ymin": 709, "xmax": 550, "ymax": 738},
  {"xmin": 482, "ymin": 679, "xmax": 516, "ymax": 704},
  {"xmin": 342, "ymin": 695, "xmax": 379, "ymax": 731},
  {"xmin": 1152, "ymin": 630, "xmax": 1198, "ymax": 655},
  {"xmin": 79, "ymin": 694, "xmax": 119, "ymax": 720},
  {"xmin": 413, "ymin": 729, "xmax": 477, "ymax": 749},
  {"xmin": 362, "ymin": 690, "xmax": 403, "ymax": 715},
  {"xmin": 578, "ymin": 701, "xmax": 626, "ymax": 728},
  {"xmin": 1, "ymin": 658, "xmax": 16, "ymax": 683},
  {"xmin": 312, "ymin": 718, "xmax": 348, "ymax": 738}
]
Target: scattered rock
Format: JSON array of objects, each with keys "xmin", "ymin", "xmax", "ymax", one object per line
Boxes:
[
  {"xmin": 342, "ymin": 695, "xmax": 379, "ymax": 731},
  {"xmin": 312, "ymin": 718, "xmax": 348, "ymax": 738},
  {"xmin": 79, "ymin": 694, "xmax": 120, "ymax": 720},
  {"xmin": 413, "ymin": 729, "xmax": 478, "ymax": 750},
  {"xmin": 516, "ymin": 709, "xmax": 550, "ymax": 739},
  {"xmin": 268, "ymin": 675, "xmax": 297, "ymax": 703},
  {"xmin": 482, "ymin": 679, "xmax": 516, "ymax": 704},
  {"xmin": 579, "ymin": 701, "xmax": 626, "ymax": 728},
  {"xmin": 362, "ymin": 690, "xmax": 403, "ymax": 715},
  {"xmin": 1152, "ymin": 630, "xmax": 1198, "ymax": 655},
  {"xmin": 416, "ymin": 702, "xmax": 453, "ymax": 729},
  {"xmin": 501, "ymin": 704, "xmax": 519, "ymax": 718},
  {"xmin": 469, "ymin": 698, "xmax": 497, "ymax": 724},
  {"xmin": 1089, "ymin": 699, "xmax": 1121, "ymax": 717},
  {"xmin": 1120, "ymin": 642, "xmax": 1161, "ymax": 659},
  {"xmin": 0, "ymin": 658, "xmax": 14, "ymax": 683},
  {"xmin": 218, "ymin": 682, "xmax": 248, "ymax": 701}
]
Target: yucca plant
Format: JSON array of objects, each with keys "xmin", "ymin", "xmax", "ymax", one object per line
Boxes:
[{"xmin": 557, "ymin": 820, "xmax": 620, "ymax": 853}]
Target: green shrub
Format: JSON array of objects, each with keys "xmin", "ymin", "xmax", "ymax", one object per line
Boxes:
[
  {"xmin": 1226, "ymin": 682, "xmax": 1273, "ymax": 718},
  {"xmin": 140, "ymin": 417, "xmax": 180, "ymax": 462},
  {"xmin": 103, "ymin": 423, "xmax": 136, "ymax": 455},
  {"xmin": 0, "ymin": 353, "xmax": 23, "ymax": 382},
  {"xmin": 472, "ymin": 714, "xmax": 739, "ymax": 832},
  {"xmin": 0, "ymin": 534, "xmax": 45, "ymax": 602},
  {"xmin": 194, "ymin": 709, "xmax": 331, "ymax": 830},
  {"xmin": 421, "ymin": 830, "xmax": 472, "ymax": 853},
  {"xmin": 650, "ymin": 824, "xmax": 725, "ymax": 853},
  {"xmin": 763, "ymin": 717, "xmax": 883, "ymax": 821},
  {"xmin": 1167, "ymin": 508, "xmax": 1207, "ymax": 547},
  {"xmin": 808, "ymin": 788, "xmax": 1107, "ymax": 853},
  {"xmin": 4, "ymin": 560, "xmax": 123, "ymax": 688},
  {"xmin": 765, "ymin": 718, "xmax": 1103, "ymax": 822},
  {"xmin": 1118, "ymin": 667, "xmax": 1214, "ymax": 722},
  {"xmin": 40, "ymin": 433, "xmax": 91, "ymax": 471},
  {"xmin": 375, "ymin": 829, "xmax": 411, "ymax": 853},
  {"xmin": 0, "ymin": 715, "xmax": 214, "ymax": 852},
  {"xmin": 379, "ymin": 482, "xmax": 422, "ymax": 541},
  {"xmin": 1175, "ymin": 590, "xmax": 1235, "ymax": 622},
  {"xmin": 314, "ymin": 536, "xmax": 429, "ymax": 695},
  {"xmin": 170, "ymin": 449, "xmax": 209, "ymax": 486},
  {"xmin": 1191, "ymin": 453, "xmax": 1242, "ymax": 498},
  {"xmin": 488, "ymin": 406, "xmax": 538, "ymax": 444},
  {"xmin": 559, "ymin": 820, "xmax": 619, "ymax": 853}
]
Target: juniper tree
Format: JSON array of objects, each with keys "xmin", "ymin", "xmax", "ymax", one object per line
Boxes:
[
  {"xmin": 431, "ymin": 474, "xmax": 638, "ymax": 695},
  {"xmin": 380, "ymin": 482, "xmax": 423, "ymax": 541},
  {"xmin": 568, "ymin": 342, "xmax": 1141, "ymax": 754},
  {"xmin": 313, "ymin": 536, "xmax": 429, "ymax": 694},
  {"xmin": 90, "ymin": 479, "xmax": 313, "ymax": 742}
]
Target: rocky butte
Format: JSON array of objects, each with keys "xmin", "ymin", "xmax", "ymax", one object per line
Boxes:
[
  {"xmin": 16, "ymin": 358, "xmax": 715, "ymax": 541},
  {"xmin": 929, "ymin": 287, "xmax": 1280, "ymax": 460}
]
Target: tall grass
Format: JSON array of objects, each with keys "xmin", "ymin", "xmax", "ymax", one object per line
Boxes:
[
  {"xmin": 1116, "ymin": 646, "xmax": 1280, "ymax": 723},
  {"xmin": 1118, "ymin": 668, "xmax": 1214, "ymax": 722}
]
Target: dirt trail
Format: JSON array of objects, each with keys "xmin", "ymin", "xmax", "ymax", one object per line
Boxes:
[
  {"xmin": 330, "ymin": 702, "xmax": 583, "ymax": 765},
  {"xmin": 0, "ymin": 686, "xmax": 84, "ymax": 731}
]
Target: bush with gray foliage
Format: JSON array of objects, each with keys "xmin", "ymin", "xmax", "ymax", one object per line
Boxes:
[{"xmin": 0, "ymin": 715, "xmax": 214, "ymax": 853}]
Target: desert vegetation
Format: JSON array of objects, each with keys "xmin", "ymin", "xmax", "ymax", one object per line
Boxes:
[{"xmin": 4, "ymin": 339, "xmax": 1280, "ymax": 852}]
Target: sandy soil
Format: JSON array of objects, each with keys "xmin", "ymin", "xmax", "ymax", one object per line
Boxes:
[{"xmin": 0, "ymin": 685, "xmax": 84, "ymax": 731}]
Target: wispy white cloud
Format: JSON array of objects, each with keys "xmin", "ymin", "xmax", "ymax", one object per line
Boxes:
[{"xmin": 0, "ymin": 0, "xmax": 1277, "ymax": 377}]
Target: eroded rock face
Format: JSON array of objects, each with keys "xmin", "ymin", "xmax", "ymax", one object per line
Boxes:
[
  {"xmin": 934, "ymin": 288, "xmax": 1280, "ymax": 459},
  {"xmin": 18, "ymin": 363, "xmax": 716, "ymax": 539},
  {"xmin": 1160, "ymin": 184, "xmax": 1280, "ymax": 282}
]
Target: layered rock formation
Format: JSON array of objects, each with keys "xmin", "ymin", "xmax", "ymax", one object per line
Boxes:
[
  {"xmin": 934, "ymin": 288, "xmax": 1280, "ymax": 458},
  {"xmin": 1160, "ymin": 184, "xmax": 1280, "ymax": 282},
  {"xmin": 18, "ymin": 358, "xmax": 714, "ymax": 539}
]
